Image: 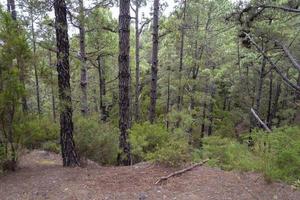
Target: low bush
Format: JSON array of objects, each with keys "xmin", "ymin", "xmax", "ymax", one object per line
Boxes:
[
  {"xmin": 74, "ymin": 116, "xmax": 119, "ymax": 165},
  {"xmin": 18, "ymin": 117, "xmax": 59, "ymax": 149},
  {"xmin": 130, "ymin": 122, "xmax": 192, "ymax": 166}
]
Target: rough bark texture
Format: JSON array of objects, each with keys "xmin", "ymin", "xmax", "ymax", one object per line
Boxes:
[
  {"xmin": 149, "ymin": 0, "xmax": 159, "ymax": 123},
  {"xmin": 134, "ymin": 3, "xmax": 141, "ymax": 122},
  {"xmin": 177, "ymin": 0, "xmax": 187, "ymax": 111},
  {"xmin": 118, "ymin": 0, "xmax": 131, "ymax": 166},
  {"xmin": 54, "ymin": 0, "xmax": 79, "ymax": 167},
  {"xmin": 79, "ymin": 0, "xmax": 88, "ymax": 116}
]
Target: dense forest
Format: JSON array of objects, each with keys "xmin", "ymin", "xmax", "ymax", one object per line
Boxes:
[{"xmin": 0, "ymin": 0, "xmax": 300, "ymax": 195}]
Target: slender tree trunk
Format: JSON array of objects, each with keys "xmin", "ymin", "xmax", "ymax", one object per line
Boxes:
[
  {"xmin": 190, "ymin": 14, "xmax": 200, "ymax": 110},
  {"xmin": 149, "ymin": 0, "xmax": 159, "ymax": 123},
  {"xmin": 166, "ymin": 67, "xmax": 171, "ymax": 130},
  {"xmin": 17, "ymin": 57, "xmax": 28, "ymax": 112},
  {"xmin": 201, "ymin": 82, "xmax": 208, "ymax": 137},
  {"xmin": 266, "ymin": 70, "xmax": 273, "ymax": 127},
  {"xmin": 208, "ymin": 81, "xmax": 215, "ymax": 136},
  {"xmin": 98, "ymin": 56, "xmax": 108, "ymax": 122},
  {"xmin": 177, "ymin": 0, "xmax": 187, "ymax": 111},
  {"xmin": 49, "ymin": 52, "xmax": 56, "ymax": 122},
  {"xmin": 54, "ymin": 0, "xmax": 79, "ymax": 167},
  {"xmin": 134, "ymin": 3, "xmax": 141, "ymax": 122},
  {"xmin": 79, "ymin": 0, "xmax": 88, "ymax": 115},
  {"xmin": 272, "ymin": 81, "xmax": 281, "ymax": 127},
  {"xmin": 118, "ymin": 0, "xmax": 131, "ymax": 166},
  {"xmin": 30, "ymin": 8, "xmax": 41, "ymax": 115}
]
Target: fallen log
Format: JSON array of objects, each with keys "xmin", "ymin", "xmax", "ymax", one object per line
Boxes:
[
  {"xmin": 250, "ymin": 108, "xmax": 271, "ymax": 133},
  {"xmin": 155, "ymin": 159, "xmax": 209, "ymax": 185}
]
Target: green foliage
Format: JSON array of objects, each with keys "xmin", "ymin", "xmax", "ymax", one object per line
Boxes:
[
  {"xmin": 74, "ymin": 116, "xmax": 119, "ymax": 165},
  {"xmin": 19, "ymin": 117, "xmax": 59, "ymax": 149},
  {"xmin": 41, "ymin": 141, "xmax": 60, "ymax": 154},
  {"xmin": 251, "ymin": 126, "xmax": 300, "ymax": 183},
  {"xmin": 130, "ymin": 122, "xmax": 192, "ymax": 166},
  {"xmin": 199, "ymin": 136, "xmax": 263, "ymax": 171},
  {"xmin": 197, "ymin": 126, "xmax": 300, "ymax": 184}
]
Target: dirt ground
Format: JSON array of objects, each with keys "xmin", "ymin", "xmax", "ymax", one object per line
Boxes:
[{"xmin": 0, "ymin": 150, "xmax": 299, "ymax": 200}]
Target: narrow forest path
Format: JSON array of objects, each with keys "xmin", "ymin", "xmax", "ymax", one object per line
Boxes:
[{"xmin": 0, "ymin": 150, "xmax": 299, "ymax": 200}]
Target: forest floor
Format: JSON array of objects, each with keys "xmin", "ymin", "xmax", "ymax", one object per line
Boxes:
[{"xmin": 0, "ymin": 150, "xmax": 299, "ymax": 200}]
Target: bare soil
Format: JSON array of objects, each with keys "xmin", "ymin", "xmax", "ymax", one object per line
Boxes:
[{"xmin": 0, "ymin": 150, "xmax": 299, "ymax": 200}]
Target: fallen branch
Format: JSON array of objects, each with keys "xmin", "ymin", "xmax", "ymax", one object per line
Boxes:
[
  {"xmin": 250, "ymin": 108, "xmax": 271, "ymax": 133},
  {"xmin": 155, "ymin": 159, "xmax": 209, "ymax": 185}
]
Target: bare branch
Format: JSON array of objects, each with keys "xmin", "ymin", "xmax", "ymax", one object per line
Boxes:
[
  {"xmin": 245, "ymin": 33, "xmax": 300, "ymax": 93},
  {"xmin": 275, "ymin": 40, "xmax": 300, "ymax": 73}
]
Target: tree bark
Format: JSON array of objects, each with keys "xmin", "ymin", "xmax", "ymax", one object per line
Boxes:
[
  {"xmin": 30, "ymin": 7, "xmax": 41, "ymax": 115},
  {"xmin": 149, "ymin": 0, "xmax": 159, "ymax": 123},
  {"xmin": 54, "ymin": 0, "xmax": 79, "ymax": 167},
  {"xmin": 98, "ymin": 56, "xmax": 108, "ymax": 122},
  {"xmin": 79, "ymin": 0, "xmax": 88, "ymax": 116},
  {"xmin": 49, "ymin": 52, "xmax": 57, "ymax": 122},
  {"xmin": 266, "ymin": 70, "xmax": 273, "ymax": 127},
  {"xmin": 166, "ymin": 67, "xmax": 171, "ymax": 130},
  {"xmin": 134, "ymin": 3, "xmax": 141, "ymax": 122},
  {"xmin": 118, "ymin": 0, "xmax": 131, "ymax": 166},
  {"xmin": 177, "ymin": 0, "xmax": 187, "ymax": 111}
]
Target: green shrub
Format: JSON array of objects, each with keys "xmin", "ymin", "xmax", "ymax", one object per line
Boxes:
[
  {"xmin": 74, "ymin": 116, "xmax": 119, "ymax": 165},
  {"xmin": 41, "ymin": 141, "xmax": 60, "ymax": 154},
  {"xmin": 17, "ymin": 117, "xmax": 59, "ymax": 149},
  {"xmin": 200, "ymin": 136, "xmax": 263, "ymax": 171},
  {"xmin": 130, "ymin": 122, "xmax": 192, "ymax": 166},
  {"xmin": 129, "ymin": 122, "xmax": 169, "ymax": 163}
]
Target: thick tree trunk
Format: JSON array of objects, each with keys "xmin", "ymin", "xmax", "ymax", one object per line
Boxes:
[
  {"xmin": 118, "ymin": 0, "xmax": 131, "ymax": 166},
  {"xmin": 134, "ymin": 4, "xmax": 141, "ymax": 122},
  {"xmin": 79, "ymin": 0, "xmax": 88, "ymax": 116},
  {"xmin": 149, "ymin": 0, "xmax": 159, "ymax": 123},
  {"xmin": 54, "ymin": 0, "xmax": 79, "ymax": 167},
  {"xmin": 177, "ymin": 0, "xmax": 187, "ymax": 111}
]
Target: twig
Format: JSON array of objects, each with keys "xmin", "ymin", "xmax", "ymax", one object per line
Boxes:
[{"xmin": 155, "ymin": 159, "xmax": 209, "ymax": 185}]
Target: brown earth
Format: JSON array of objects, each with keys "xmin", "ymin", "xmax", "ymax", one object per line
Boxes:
[{"xmin": 0, "ymin": 150, "xmax": 299, "ymax": 200}]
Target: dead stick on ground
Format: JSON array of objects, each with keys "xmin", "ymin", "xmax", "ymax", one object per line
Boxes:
[{"xmin": 155, "ymin": 159, "xmax": 209, "ymax": 185}]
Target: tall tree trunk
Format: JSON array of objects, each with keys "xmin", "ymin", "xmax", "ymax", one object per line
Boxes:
[
  {"xmin": 30, "ymin": 8, "xmax": 41, "ymax": 115},
  {"xmin": 201, "ymin": 82, "xmax": 208, "ymax": 137},
  {"xmin": 272, "ymin": 81, "xmax": 281, "ymax": 127},
  {"xmin": 49, "ymin": 52, "xmax": 56, "ymax": 122},
  {"xmin": 149, "ymin": 0, "xmax": 159, "ymax": 123},
  {"xmin": 54, "ymin": 0, "xmax": 79, "ymax": 167},
  {"xmin": 17, "ymin": 57, "xmax": 28, "ymax": 112},
  {"xmin": 190, "ymin": 14, "xmax": 200, "ymax": 110},
  {"xmin": 118, "ymin": 0, "xmax": 131, "ymax": 166},
  {"xmin": 207, "ymin": 82, "xmax": 215, "ymax": 136},
  {"xmin": 79, "ymin": 0, "xmax": 88, "ymax": 115},
  {"xmin": 177, "ymin": 0, "xmax": 187, "ymax": 111},
  {"xmin": 166, "ymin": 67, "xmax": 171, "ymax": 130},
  {"xmin": 266, "ymin": 70, "xmax": 273, "ymax": 127},
  {"xmin": 251, "ymin": 56, "xmax": 266, "ymax": 131},
  {"xmin": 98, "ymin": 56, "xmax": 108, "ymax": 122},
  {"xmin": 134, "ymin": 3, "xmax": 141, "ymax": 122}
]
